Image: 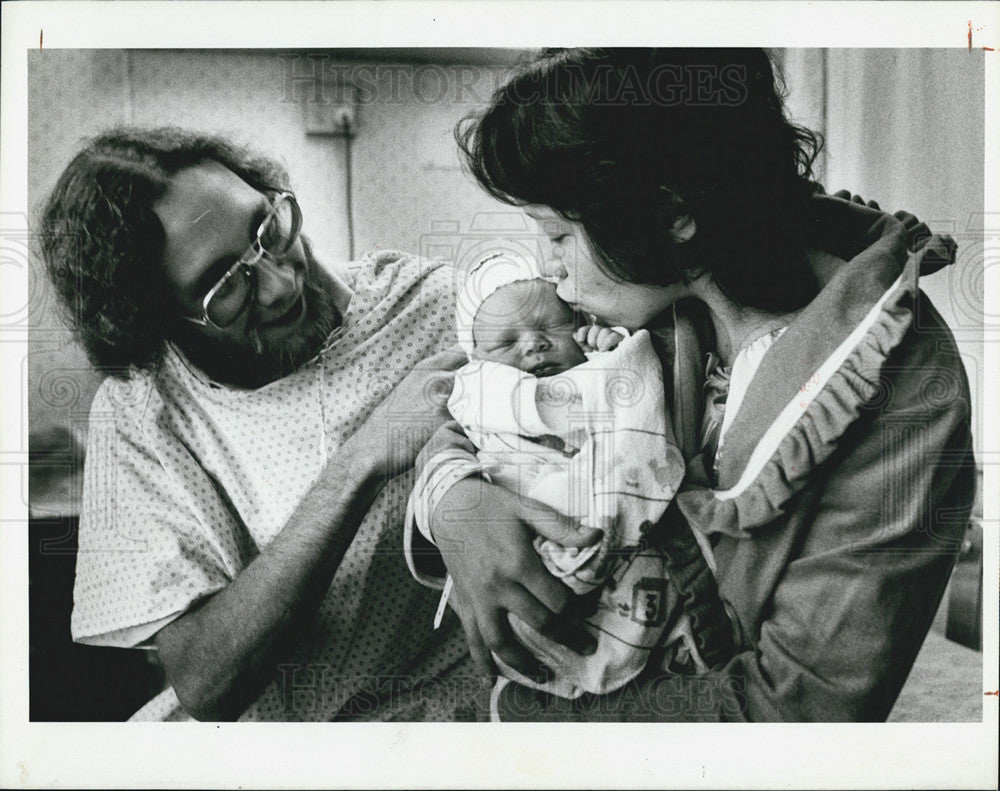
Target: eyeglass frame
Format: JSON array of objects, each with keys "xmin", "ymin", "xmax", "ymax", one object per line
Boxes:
[{"xmin": 181, "ymin": 190, "xmax": 302, "ymax": 330}]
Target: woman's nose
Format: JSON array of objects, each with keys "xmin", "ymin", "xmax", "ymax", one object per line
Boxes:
[
  {"xmin": 541, "ymin": 258, "xmax": 567, "ymax": 280},
  {"xmin": 540, "ymin": 248, "xmax": 568, "ymax": 280}
]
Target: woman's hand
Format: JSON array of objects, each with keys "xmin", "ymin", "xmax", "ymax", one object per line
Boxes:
[
  {"xmin": 833, "ymin": 189, "xmax": 880, "ymax": 211},
  {"xmin": 430, "ymin": 477, "xmax": 602, "ymax": 679}
]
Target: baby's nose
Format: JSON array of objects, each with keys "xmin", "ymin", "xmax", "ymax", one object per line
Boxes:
[{"xmin": 520, "ymin": 331, "xmax": 551, "ymax": 354}]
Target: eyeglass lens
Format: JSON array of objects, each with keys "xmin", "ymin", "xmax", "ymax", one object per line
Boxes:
[
  {"xmin": 206, "ymin": 265, "xmax": 254, "ymax": 327},
  {"xmin": 205, "ymin": 195, "xmax": 300, "ymax": 328},
  {"xmin": 257, "ymin": 198, "xmax": 299, "ymax": 258}
]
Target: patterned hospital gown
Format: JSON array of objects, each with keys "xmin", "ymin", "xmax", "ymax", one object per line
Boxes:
[{"xmin": 71, "ymin": 252, "xmax": 482, "ymax": 721}]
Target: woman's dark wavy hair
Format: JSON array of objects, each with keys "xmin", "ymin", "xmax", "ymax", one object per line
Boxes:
[
  {"xmin": 40, "ymin": 127, "xmax": 291, "ymax": 377},
  {"xmin": 457, "ymin": 48, "xmax": 824, "ymax": 313}
]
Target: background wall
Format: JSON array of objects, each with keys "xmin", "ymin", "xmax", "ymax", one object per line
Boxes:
[
  {"xmin": 777, "ymin": 48, "xmax": 985, "ymax": 451},
  {"xmin": 27, "ymin": 48, "xmax": 986, "ymax": 513}
]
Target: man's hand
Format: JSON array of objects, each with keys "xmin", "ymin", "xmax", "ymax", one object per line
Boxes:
[
  {"xmin": 574, "ymin": 324, "xmax": 625, "ymax": 353},
  {"xmin": 350, "ymin": 346, "xmax": 466, "ymax": 479},
  {"xmin": 431, "ymin": 477, "xmax": 601, "ymax": 679},
  {"xmin": 153, "ymin": 346, "xmax": 467, "ymax": 720}
]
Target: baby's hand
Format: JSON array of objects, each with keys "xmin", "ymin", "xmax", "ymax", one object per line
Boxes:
[{"xmin": 574, "ymin": 324, "xmax": 625, "ymax": 353}]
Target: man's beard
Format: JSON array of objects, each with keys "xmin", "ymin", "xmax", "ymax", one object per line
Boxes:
[
  {"xmin": 176, "ymin": 244, "xmax": 343, "ymax": 389},
  {"xmin": 242, "ymin": 267, "xmax": 341, "ymax": 384}
]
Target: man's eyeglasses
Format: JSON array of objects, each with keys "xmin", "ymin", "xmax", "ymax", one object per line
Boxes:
[{"xmin": 183, "ymin": 191, "xmax": 303, "ymax": 330}]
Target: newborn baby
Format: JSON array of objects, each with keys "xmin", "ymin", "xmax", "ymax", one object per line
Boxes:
[{"xmin": 408, "ymin": 253, "xmax": 706, "ymax": 704}]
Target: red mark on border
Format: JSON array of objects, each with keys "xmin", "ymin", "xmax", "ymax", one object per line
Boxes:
[
  {"xmin": 39, "ymin": 29, "xmax": 43, "ymax": 49},
  {"xmin": 985, "ymin": 690, "xmax": 999, "ymax": 696},
  {"xmin": 968, "ymin": 20, "xmax": 993, "ymax": 51}
]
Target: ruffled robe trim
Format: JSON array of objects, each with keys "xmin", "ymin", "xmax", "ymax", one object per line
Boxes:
[{"xmin": 675, "ymin": 197, "xmax": 958, "ymax": 538}]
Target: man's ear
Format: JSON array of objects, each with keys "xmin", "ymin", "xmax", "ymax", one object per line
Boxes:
[{"xmin": 670, "ymin": 214, "xmax": 697, "ymax": 243}]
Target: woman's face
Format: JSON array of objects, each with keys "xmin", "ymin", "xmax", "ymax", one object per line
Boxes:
[{"xmin": 525, "ymin": 205, "xmax": 686, "ymax": 328}]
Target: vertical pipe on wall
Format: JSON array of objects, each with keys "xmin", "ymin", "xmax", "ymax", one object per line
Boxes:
[{"xmin": 344, "ymin": 133, "xmax": 355, "ymax": 260}]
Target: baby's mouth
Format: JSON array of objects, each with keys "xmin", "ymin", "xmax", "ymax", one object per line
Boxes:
[{"xmin": 529, "ymin": 361, "xmax": 565, "ymax": 377}]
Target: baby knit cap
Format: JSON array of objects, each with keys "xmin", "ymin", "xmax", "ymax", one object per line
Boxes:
[{"xmin": 455, "ymin": 252, "xmax": 555, "ymax": 357}]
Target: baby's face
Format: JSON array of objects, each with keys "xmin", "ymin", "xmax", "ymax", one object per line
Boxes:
[{"xmin": 472, "ymin": 280, "xmax": 587, "ymax": 376}]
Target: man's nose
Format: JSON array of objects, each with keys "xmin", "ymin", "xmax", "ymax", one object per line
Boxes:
[{"xmin": 254, "ymin": 255, "xmax": 300, "ymax": 307}]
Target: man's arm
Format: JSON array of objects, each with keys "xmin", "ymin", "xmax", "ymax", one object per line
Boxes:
[
  {"xmin": 153, "ymin": 431, "xmax": 384, "ymax": 720},
  {"xmin": 154, "ymin": 347, "xmax": 464, "ymax": 720}
]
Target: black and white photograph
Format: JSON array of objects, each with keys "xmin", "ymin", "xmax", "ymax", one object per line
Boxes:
[{"xmin": 2, "ymin": 2, "xmax": 997, "ymax": 788}]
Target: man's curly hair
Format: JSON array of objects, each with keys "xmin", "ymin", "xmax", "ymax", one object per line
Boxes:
[{"xmin": 40, "ymin": 127, "xmax": 292, "ymax": 378}]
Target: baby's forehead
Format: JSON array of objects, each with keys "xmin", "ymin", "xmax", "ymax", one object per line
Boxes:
[{"xmin": 474, "ymin": 279, "xmax": 568, "ymax": 325}]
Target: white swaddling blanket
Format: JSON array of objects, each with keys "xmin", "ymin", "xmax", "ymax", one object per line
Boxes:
[{"xmin": 410, "ymin": 330, "xmax": 692, "ymax": 697}]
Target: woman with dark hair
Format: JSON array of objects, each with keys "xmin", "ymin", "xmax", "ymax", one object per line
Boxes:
[{"xmin": 408, "ymin": 48, "xmax": 976, "ymax": 721}]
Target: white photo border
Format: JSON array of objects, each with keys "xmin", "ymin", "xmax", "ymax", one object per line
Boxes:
[{"xmin": 2, "ymin": 2, "xmax": 997, "ymax": 788}]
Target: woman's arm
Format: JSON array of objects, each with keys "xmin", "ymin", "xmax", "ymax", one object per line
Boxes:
[
  {"xmin": 428, "ymin": 477, "xmax": 601, "ymax": 680},
  {"xmin": 731, "ymin": 333, "xmax": 975, "ymax": 720},
  {"xmin": 411, "ymin": 418, "xmax": 603, "ymax": 678}
]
